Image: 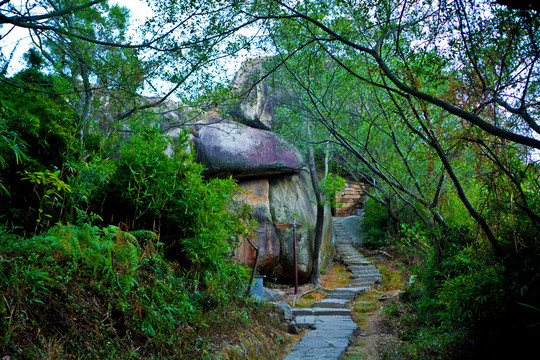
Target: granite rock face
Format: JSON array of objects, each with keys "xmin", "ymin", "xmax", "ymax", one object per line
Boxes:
[
  {"xmin": 228, "ymin": 57, "xmax": 277, "ymax": 130},
  {"xmin": 195, "ymin": 121, "xmax": 305, "ymax": 178},
  {"xmin": 190, "ymin": 117, "xmax": 332, "ymax": 282},
  {"xmin": 269, "ymin": 172, "xmax": 333, "ymax": 281},
  {"xmin": 235, "ymin": 178, "xmax": 280, "ymax": 273},
  {"xmin": 234, "ymin": 171, "xmax": 333, "ymax": 282}
]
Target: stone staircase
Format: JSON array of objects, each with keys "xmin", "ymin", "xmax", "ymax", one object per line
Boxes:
[
  {"xmin": 334, "ymin": 221, "xmax": 382, "ymax": 287},
  {"xmin": 284, "ymin": 218, "xmax": 382, "ymax": 360}
]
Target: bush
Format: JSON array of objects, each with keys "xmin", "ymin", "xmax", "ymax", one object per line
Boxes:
[
  {"xmin": 0, "ymin": 69, "xmax": 78, "ymax": 233},
  {"xmin": 0, "ymin": 222, "xmax": 253, "ymax": 358},
  {"xmin": 68, "ymin": 124, "xmax": 253, "ymax": 290},
  {"xmin": 362, "ymin": 198, "xmax": 393, "ymax": 248}
]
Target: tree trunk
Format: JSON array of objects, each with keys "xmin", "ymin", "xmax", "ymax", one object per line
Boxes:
[{"xmin": 306, "ymin": 121, "xmax": 325, "ymax": 285}]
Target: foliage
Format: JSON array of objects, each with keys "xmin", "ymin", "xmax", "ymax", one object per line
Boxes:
[
  {"xmin": 0, "ymin": 222, "xmax": 288, "ymax": 359},
  {"xmin": 0, "ymin": 65, "xmax": 258, "ymax": 359},
  {"xmin": 22, "ymin": 170, "xmax": 72, "ymax": 233},
  {"xmin": 361, "ymin": 198, "xmax": 394, "ymax": 248},
  {"xmin": 68, "ymin": 123, "xmax": 254, "ymax": 292},
  {"xmin": 3, "ymin": 0, "xmax": 540, "ymax": 357},
  {"xmin": 320, "ymin": 173, "xmax": 346, "ymax": 207},
  {"xmin": 0, "ymin": 69, "xmax": 78, "ymax": 232},
  {"xmin": 377, "ymin": 225, "xmax": 540, "ymax": 358}
]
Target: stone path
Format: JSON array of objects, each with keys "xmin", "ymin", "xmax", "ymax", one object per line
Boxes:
[{"xmin": 284, "ymin": 218, "xmax": 382, "ymax": 360}]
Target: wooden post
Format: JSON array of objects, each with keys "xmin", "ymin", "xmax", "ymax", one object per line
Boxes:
[{"xmin": 275, "ymin": 220, "xmax": 302, "ymax": 295}]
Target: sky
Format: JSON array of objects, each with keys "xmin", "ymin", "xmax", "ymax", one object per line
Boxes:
[
  {"xmin": 0, "ymin": 0, "xmax": 152, "ymax": 75},
  {"xmin": 0, "ymin": 0, "xmax": 248, "ymax": 99}
]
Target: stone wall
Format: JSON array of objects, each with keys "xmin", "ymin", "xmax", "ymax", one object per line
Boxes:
[{"xmin": 334, "ymin": 181, "xmax": 368, "ymax": 217}]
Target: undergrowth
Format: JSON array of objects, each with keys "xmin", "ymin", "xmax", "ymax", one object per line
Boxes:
[{"xmin": 0, "ymin": 224, "xmax": 290, "ymax": 359}]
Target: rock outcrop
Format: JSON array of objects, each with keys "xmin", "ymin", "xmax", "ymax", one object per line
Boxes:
[
  {"xmin": 235, "ymin": 178, "xmax": 280, "ymax": 274},
  {"xmin": 228, "ymin": 57, "xmax": 278, "ymax": 130},
  {"xmin": 192, "ymin": 120, "xmax": 333, "ymax": 282},
  {"xmin": 195, "ymin": 120, "xmax": 305, "ymax": 178},
  {"xmin": 267, "ymin": 172, "xmax": 333, "ymax": 281}
]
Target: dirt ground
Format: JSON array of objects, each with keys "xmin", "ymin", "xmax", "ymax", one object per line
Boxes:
[{"xmin": 344, "ymin": 289, "xmax": 402, "ymax": 360}]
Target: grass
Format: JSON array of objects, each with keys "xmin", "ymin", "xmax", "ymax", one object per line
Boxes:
[
  {"xmin": 286, "ymin": 263, "xmax": 351, "ymax": 309},
  {"xmin": 320, "ymin": 262, "xmax": 351, "ymax": 289},
  {"xmin": 288, "ymin": 290, "xmax": 326, "ymax": 308},
  {"xmin": 350, "ymin": 291, "xmax": 384, "ymax": 325}
]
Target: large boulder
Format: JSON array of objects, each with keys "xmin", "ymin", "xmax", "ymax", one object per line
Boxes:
[
  {"xmin": 268, "ymin": 171, "xmax": 334, "ymax": 282},
  {"xmin": 233, "ymin": 171, "xmax": 334, "ymax": 282},
  {"xmin": 228, "ymin": 57, "xmax": 277, "ymax": 130},
  {"xmin": 268, "ymin": 171, "xmax": 315, "ymax": 281},
  {"xmin": 188, "ymin": 117, "xmax": 333, "ymax": 283},
  {"xmin": 235, "ymin": 178, "xmax": 280, "ymax": 273},
  {"xmin": 195, "ymin": 121, "xmax": 305, "ymax": 178}
]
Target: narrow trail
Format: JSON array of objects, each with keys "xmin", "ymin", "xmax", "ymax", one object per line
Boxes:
[{"xmin": 283, "ymin": 217, "xmax": 382, "ymax": 360}]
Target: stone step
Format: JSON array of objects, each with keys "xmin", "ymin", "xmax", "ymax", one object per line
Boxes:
[
  {"xmin": 350, "ymin": 273, "xmax": 381, "ymax": 279},
  {"xmin": 341, "ymin": 253, "xmax": 366, "ymax": 258},
  {"xmin": 350, "ymin": 276, "xmax": 381, "ymax": 283},
  {"xmin": 329, "ymin": 287, "xmax": 369, "ymax": 297},
  {"xmin": 349, "ymin": 269, "xmax": 377, "ymax": 274},
  {"xmin": 343, "ymin": 255, "xmax": 368, "ymax": 260},
  {"xmin": 339, "ymin": 253, "xmax": 361, "ymax": 257},
  {"xmin": 342, "ymin": 256, "xmax": 370, "ymax": 262},
  {"xmin": 347, "ymin": 261, "xmax": 372, "ymax": 266},
  {"xmin": 288, "ymin": 315, "xmax": 358, "ymax": 332},
  {"xmin": 349, "ymin": 279, "xmax": 379, "ymax": 286},
  {"xmin": 325, "ymin": 292, "xmax": 356, "ymax": 301},
  {"xmin": 347, "ymin": 265, "xmax": 381, "ymax": 275},
  {"xmin": 313, "ymin": 298, "xmax": 350, "ymax": 308},
  {"xmin": 349, "ymin": 277, "xmax": 381, "ymax": 284},
  {"xmin": 337, "ymin": 250, "xmax": 359, "ymax": 255},
  {"xmin": 339, "ymin": 253, "xmax": 361, "ymax": 258},
  {"xmin": 348, "ymin": 265, "xmax": 377, "ymax": 272},
  {"xmin": 349, "ymin": 268, "xmax": 380, "ymax": 275},
  {"xmin": 351, "ymin": 274, "xmax": 382, "ymax": 281},
  {"xmin": 293, "ymin": 307, "xmax": 352, "ymax": 316}
]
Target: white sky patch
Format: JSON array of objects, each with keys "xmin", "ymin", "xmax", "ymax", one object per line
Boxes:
[
  {"xmin": 1, "ymin": 21, "xmax": 34, "ymax": 74},
  {"xmin": 0, "ymin": 0, "xmax": 152, "ymax": 74}
]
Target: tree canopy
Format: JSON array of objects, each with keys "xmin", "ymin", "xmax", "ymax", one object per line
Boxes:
[{"xmin": 2, "ymin": 0, "xmax": 540, "ymax": 357}]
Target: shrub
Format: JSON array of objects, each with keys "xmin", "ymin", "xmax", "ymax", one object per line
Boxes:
[
  {"xmin": 362, "ymin": 198, "xmax": 393, "ymax": 248},
  {"xmin": 0, "ymin": 222, "xmax": 251, "ymax": 358}
]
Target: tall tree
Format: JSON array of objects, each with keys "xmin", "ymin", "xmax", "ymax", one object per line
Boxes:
[{"xmin": 151, "ymin": 0, "xmax": 540, "ymax": 253}]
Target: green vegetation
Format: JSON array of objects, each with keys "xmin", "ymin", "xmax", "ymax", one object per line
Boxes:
[
  {"xmin": 0, "ymin": 222, "xmax": 290, "ymax": 359},
  {"xmin": 0, "ymin": 54, "xmax": 283, "ymax": 358},
  {"xmin": 362, "ymin": 210, "xmax": 540, "ymax": 358},
  {"xmin": 2, "ymin": 0, "xmax": 540, "ymax": 358}
]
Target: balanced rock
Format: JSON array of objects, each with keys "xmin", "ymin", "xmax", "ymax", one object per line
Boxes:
[
  {"xmin": 195, "ymin": 121, "xmax": 305, "ymax": 178},
  {"xmin": 235, "ymin": 170, "xmax": 333, "ymax": 282}
]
